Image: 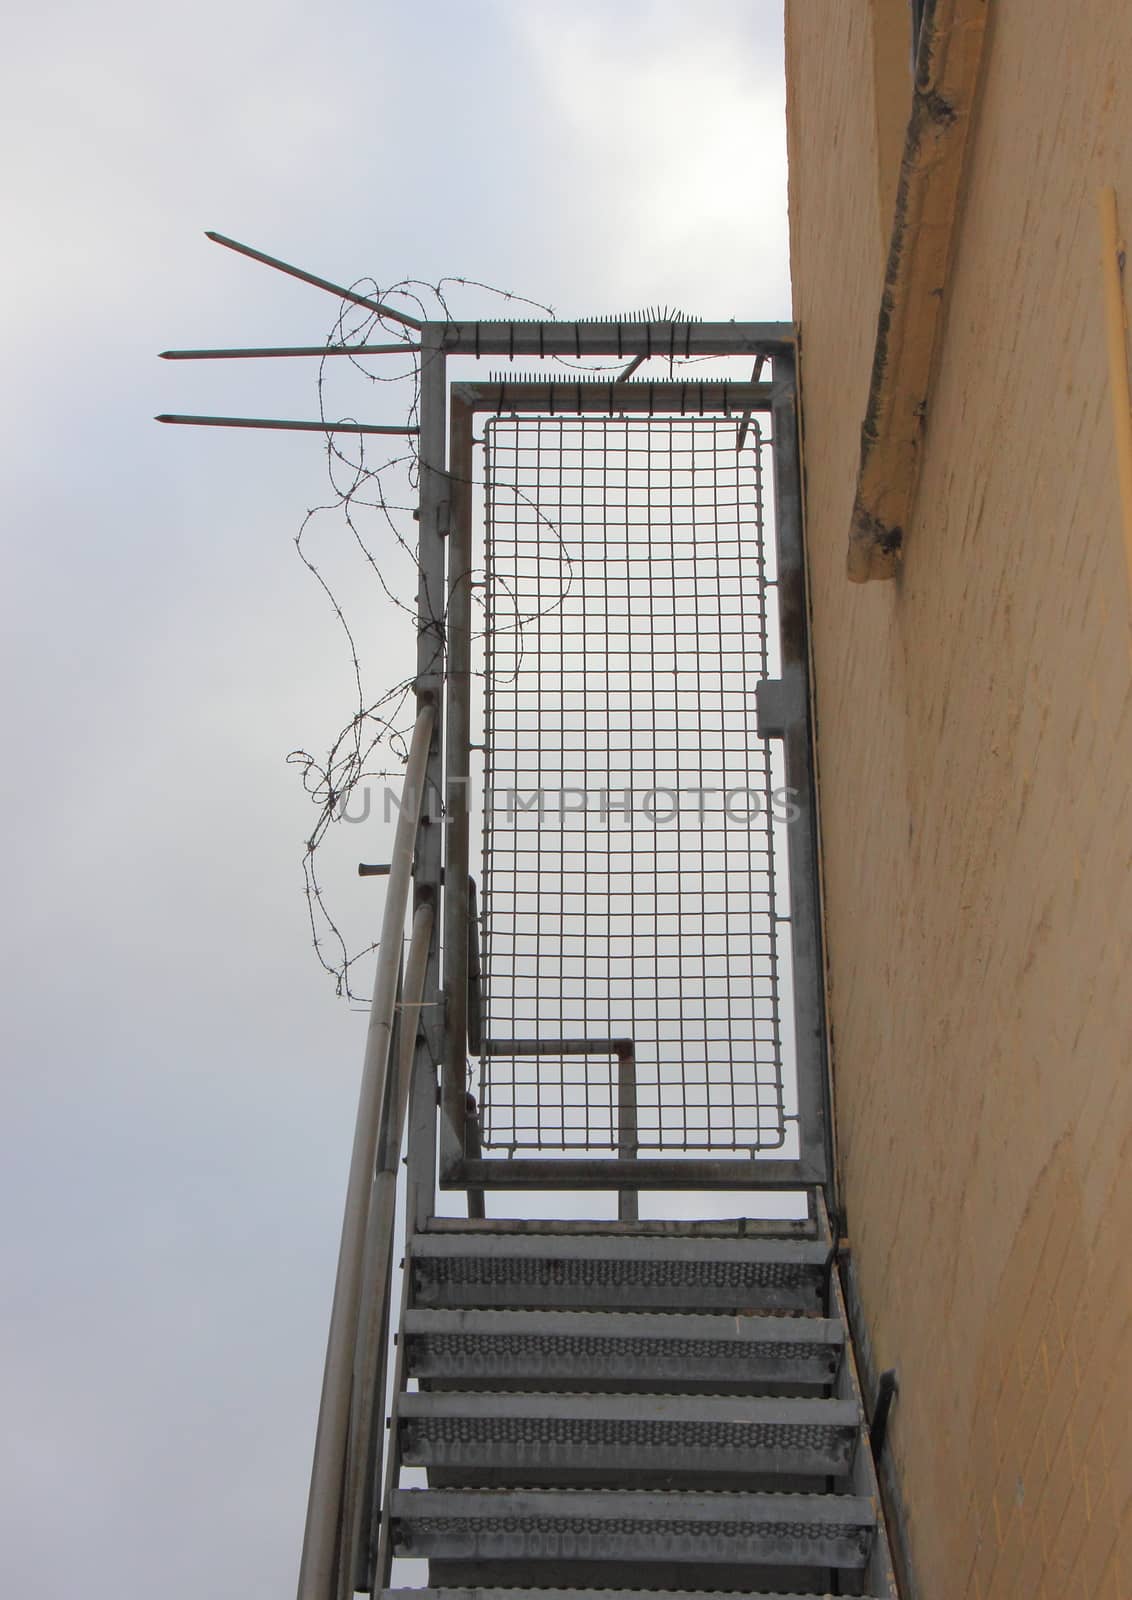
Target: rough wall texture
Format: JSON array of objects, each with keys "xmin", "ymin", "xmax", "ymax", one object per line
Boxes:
[{"xmin": 785, "ymin": 2, "xmax": 1132, "ymax": 1596}]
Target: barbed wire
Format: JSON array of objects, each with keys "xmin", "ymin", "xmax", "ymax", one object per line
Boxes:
[{"xmin": 289, "ymin": 273, "xmax": 714, "ymax": 1000}]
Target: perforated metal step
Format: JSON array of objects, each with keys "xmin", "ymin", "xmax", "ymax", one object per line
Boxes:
[
  {"xmin": 390, "ymin": 1487, "xmax": 877, "ymax": 1590},
  {"xmin": 399, "ymin": 1391, "xmax": 860, "ymax": 1486},
  {"xmin": 379, "ymin": 1590, "xmax": 891, "ymax": 1600},
  {"xmin": 402, "ymin": 1308, "xmax": 844, "ymax": 1395},
  {"xmin": 409, "ymin": 1233, "xmax": 830, "ymax": 1314}
]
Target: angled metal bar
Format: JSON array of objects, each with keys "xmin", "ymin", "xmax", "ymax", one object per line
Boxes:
[
  {"xmin": 159, "ymin": 343, "xmax": 420, "ymax": 360},
  {"xmin": 296, "ymin": 699, "xmax": 434, "ymax": 1600},
  {"xmin": 736, "ymin": 355, "xmax": 768, "ymax": 450},
  {"xmin": 205, "ymin": 230, "xmax": 424, "ymax": 331},
  {"xmin": 155, "ymin": 413, "xmax": 419, "ymax": 436}
]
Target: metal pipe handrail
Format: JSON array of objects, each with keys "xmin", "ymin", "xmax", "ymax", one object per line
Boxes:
[
  {"xmin": 347, "ymin": 899, "xmax": 434, "ymax": 1594},
  {"xmin": 296, "ymin": 699, "xmax": 434, "ymax": 1600}
]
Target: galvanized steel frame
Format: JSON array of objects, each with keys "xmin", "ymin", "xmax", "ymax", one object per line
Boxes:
[{"xmin": 435, "ymin": 350, "xmax": 831, "ymax": 1193}]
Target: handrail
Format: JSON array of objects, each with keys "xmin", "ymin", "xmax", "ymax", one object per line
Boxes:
[
  {"xmin": 348, "ymin": 899, "xmax": 434, "ymax": 1593},
  {"xmin": 296, "ymin": 699, "xmax": 435, "ymax": 1600}
]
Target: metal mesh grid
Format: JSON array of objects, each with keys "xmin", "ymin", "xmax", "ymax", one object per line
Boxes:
[{"xmin": 476, "ymin": 415, "xmax": 787, "ymax": 1153}]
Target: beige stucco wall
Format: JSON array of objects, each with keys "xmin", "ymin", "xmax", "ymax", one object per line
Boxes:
[{"xmin": 786, "ymin": 3, "xmax": 1132, "ymax": 1596}]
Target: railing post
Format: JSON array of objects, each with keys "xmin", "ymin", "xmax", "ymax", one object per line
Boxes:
[
  {"xmin": 350, "ymin": 901, "xmax": 435, "ymax": 1592},
  {"xmin": 404, "ymin": 326, "xmax": 448, "ymax": 1234},
  {"xmin": 441, "ymin": 396, "xmax": 474, "ymax": 1180},
  {"xmin": 617, "ymin": 1043, "xmax": 639, "ymax": 1224},
  {"xmin": 295, "ymin": 702, "xmax": 434, "ymax": 1600},
  {"xmin": 770, "ymin": 350, "xmax": 833, "ymax": 1190}
]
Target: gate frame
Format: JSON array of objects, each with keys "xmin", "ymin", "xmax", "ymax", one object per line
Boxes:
[{"xmin": 429, "ymin": 351, "xmax": 831, "ymax": 1196}]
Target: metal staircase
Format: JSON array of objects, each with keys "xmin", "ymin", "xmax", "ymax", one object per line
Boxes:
[
  {"xmin": 158, "ymin": 267, "xmax": 901, "ymax": 1600},
  {"xmin": 378, "ymin": 1206, "xmax": 896, "ymax": 1599}
]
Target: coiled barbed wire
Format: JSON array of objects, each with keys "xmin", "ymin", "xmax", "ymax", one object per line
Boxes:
[{"xmin": 288, "ymin": 273, "xmax": 712, "ymax": 1000}]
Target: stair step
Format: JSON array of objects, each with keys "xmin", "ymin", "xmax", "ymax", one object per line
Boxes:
[
  {"xmin": 390, "ymin": 1487, "xmax": 875, "ymax": 1587},
  {"xmin": 424, "ymin": 1216, "xmax": 820, "ymax": 1239},
  {"xmin": 410, "ymin": 1234, "xmax": 829, "ymax": 1314},
  {"xmin": 403, "ymin": 1309, "xmax": 843, "ymax": 1395},
  {"xmin": 380, "ymin": 1591, "xmax": 891, "ymax": 1600},
  {"xmin": 399, "ymin": 1392, "xmax": 860, "ymax": 1485}
]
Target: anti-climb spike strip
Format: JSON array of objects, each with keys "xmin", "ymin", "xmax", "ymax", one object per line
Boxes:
[{"xmin": 483, "ymin": 371, "xmax": 761, "ymax": 388}]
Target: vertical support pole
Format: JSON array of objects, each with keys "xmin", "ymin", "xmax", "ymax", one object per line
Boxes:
[
  {"xmin": 405, "ymin": 327, "xmax": 447, "ymax": 1232},
  {"xmin": 616, "ymin": 1043, "xmax": 639, "ymax": 1224},
  {"xmin": 441, "ymin": 398, "xmax": 474, "ymax": 1181},
  {"xmin": 770, "ymin": 350, "xmax": 833, "ymax": 1188},
  {"xmin": 463, "ymin": 1094, "xmax": 487, "ymax": 1220}
]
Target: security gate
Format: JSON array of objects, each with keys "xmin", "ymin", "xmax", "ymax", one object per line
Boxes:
[
  {"xmin": 479, "ymin": 412, "xmax": 787, "ymax": 1157},
  {"xmin": 438, "ymin": 348, "xmax": 830, "ymax": 1195}
]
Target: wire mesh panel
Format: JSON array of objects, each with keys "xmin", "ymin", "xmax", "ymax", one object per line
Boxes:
[{"xmin": 477, "ymin": 415, "xmax": 789, "ymax": 1154}]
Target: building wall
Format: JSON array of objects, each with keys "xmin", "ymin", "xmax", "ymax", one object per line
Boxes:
[{"xmin": 785, "ymin": 3, "xmax": 1132, "ymax": 1596}]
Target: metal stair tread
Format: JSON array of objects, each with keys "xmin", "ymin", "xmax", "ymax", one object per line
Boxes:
[
  {"xmin": 379, "ymin": 1590, "xmax": 888, "ymax": 1600},
  {"xmin": 399, "ymin": 1392, "xmax": 859, "ymax": 1424},
  {"xmin": 410, "ymin": 1235, "xmax": 831, "ymax": 1267},
  {"xmin": 391, "ymin": 1487, "xmax": 876, "ymax": 1521},
  {"xmin": 410, "ymin": 1234, "xmax": 829, "ymax": 1314},
  {"xmin": 392, "ymin": 1485, "xmax": 876, "ymax": 1578},
  {"xmin": 402, "ymin": 1309, "xmax": 843, "ymax": 1340},
  {"xmin": 398, "ymin": 1391, "xmax": 860, "ymax": 1483},
  {"xmin": 402, "ymin": 1308, "xmax": 842, "ymax": 1394},
  {"xmin": 421, "ymin": 1216, "xmax": 821, "ymax": 1239}
]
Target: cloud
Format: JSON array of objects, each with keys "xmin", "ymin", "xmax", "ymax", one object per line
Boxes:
[
  {"xmin": 0, "ymin": 4, "xmax": 793, "ymax": 1595},
  {"xmin": 499, "ymin": 0, "xmax": 789, "ymax": 314}
]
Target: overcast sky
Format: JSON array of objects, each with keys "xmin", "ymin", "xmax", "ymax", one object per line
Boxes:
[{"xmin": 1, "ymin": 4, "xmax": 789, "ymax": 1595}]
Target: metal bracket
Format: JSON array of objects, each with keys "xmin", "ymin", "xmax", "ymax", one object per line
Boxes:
[
  {"xmin": 870, "ymin": 1368, "xmax": 900, "ymax": 1459},
  {"xmin": 755, "ymin": 667, "xmax": 807, "ymax": 738}
]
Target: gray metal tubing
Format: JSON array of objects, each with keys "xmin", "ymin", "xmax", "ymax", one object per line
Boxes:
[
  {"xmin": 296, "ymin": 701, "xmax": 434, "ymax": 1600},
  {"xmin": 404, "ymin": 326, "xmax": 448, "ymax": 1231},
  {"xmin": 159, "ymin": 343, "xmax": 420, "ymax": 360},
  {"xmin": 770, "ymin": 354, "xmax": 832, "ymax": 1188},
  {"xmin": 348, "ymin": 900, "xmax": 434, "ymax": 1594},
  {"xmin": 154, "ymin": 413, "xmax": 420, "ymax": 436},
  {"xmin": 466, "ymin": 878, "xmax": 482, "ymax": 1055},
  {"xmin": 480, "ymin": 1039, "xmax": 641, "ymax": 1216},
  {"xmin": 452, "ymin": 1156, "xmax": 820, "ymax": 1189},
  {"xmin": 436, "ymin": 322, "xmax": 792, "ymax": 357},
  {"xmin": 485, "ymin": 1038, "xmax": 634, "ymax": 1056},
  {"xmin": 451, "ymin": 379, "xmax": 774, "ymax": 416},
  {"xmin": 204, "ymin": 230, "xmax": 424, "ymax": 331},
  {"xmin": 617, "ymin": 1049, "xmax": 639, "ymax": 1224},
  {"xmin": 441, "ymin": 399, "xmax": 474, "ymax": 1174},
  {"xmin": 385, "ymin": 902, "xmax": 436, "ymax": 1176},
  {"xmin": 463, "ymin": 1101, "xmax": 487, "ymax": 1221}
]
